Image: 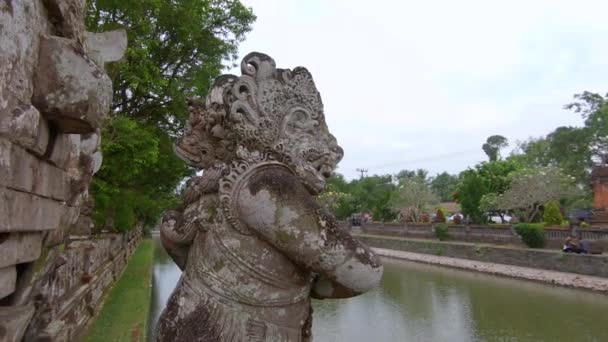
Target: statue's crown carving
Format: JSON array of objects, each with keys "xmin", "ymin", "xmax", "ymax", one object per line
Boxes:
[{"xmin": 175, "ymin": 52, "xmax": 329, "ymax": 170}]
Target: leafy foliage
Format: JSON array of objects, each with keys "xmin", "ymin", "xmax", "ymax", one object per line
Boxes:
[
  {"xmin": 434, "ymin": 223, "xmax": 449, "ymax": 241},
  {"xmin": 543, "ymin": 200, "xmax": 563, "ymax": 226},
  {"xmin": 435, "ymin": 208, "xmax": 446, "ymax": 223},
  {"xmin": 85, "ymin": 1, "xmax": 254, "ymax": 231},
  {"xmin": 565, "ymin": 91, "xmax": 608, "ymax": 162},
  {"xmin": 512, "ymin": 127, "xmax": 592, "ymax": 186},
  {"xmin": 430, "ymin": 172, "xmax": 459, "ymax": 202},
  {"xmin": 482, "ymin": 135, "xmax": 508, "ymax": 161},
  {"xmin": 514, "ymin": 223, "xmax": 546, "ymax": 248},
  {"xmin": 495, "ymin": 166, "xmax": 578, "ymax": 223},
  {"xmin": 391, "ymin": 176, "xmax": 438, "ymax": 223},
  {"xmin": 454, "ymin": 160, "xmax": 521, "ymax": 223},
  {"xmin": 85, "ymin": 0, "xmax": 256, "ymax": 133},
  {"xmin": 91, "ymin": 117, "xmax": 192, "ymax": 231}
]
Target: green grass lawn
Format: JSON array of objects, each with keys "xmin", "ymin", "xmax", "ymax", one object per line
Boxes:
[{"xmin": 84, "ymin": 239, "xmax": 154, "ymax": 342}]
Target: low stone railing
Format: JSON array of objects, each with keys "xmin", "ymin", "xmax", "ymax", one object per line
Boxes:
[
  {"xmin": 346, "ymin": 221, "xmax": 608, "ymax": 248},
  {"xmin": 357, "ymin": 234, "xmax": 608, "ymax": 278},
  {"xmin": 17, "ymin": 226, "xmax": 142, "ymax": 341}
]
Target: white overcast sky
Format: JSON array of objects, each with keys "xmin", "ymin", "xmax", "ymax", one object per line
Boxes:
[{"xmin": 228, "ymin": 0, "xmax": 608, "ymax": 180}]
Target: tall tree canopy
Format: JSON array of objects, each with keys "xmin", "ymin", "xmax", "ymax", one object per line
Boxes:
[
  {"xmin": 565, "ymin": 91, "xmax": 608, "ymax": 163},
  {"xmin": 454, "ymin": 160, "xmax": 521, "ymax": 223},
  {"xmin": 512, "ymin": 127, "xmax": 592, "ymax": 185},
  {"xmin": 86, "ymin": 0, "xmax": 256, "ymax": 132},
  {"xmin": 429, "ymin": 172, "xmax": 459, "ymax": 202},
  {"xmin": 482, "ymin": 135, "xmax": 509, "ymax": 162},
  {"xmin": 85, "ymin": 0, "xmax": 256, "ymax": 231}
]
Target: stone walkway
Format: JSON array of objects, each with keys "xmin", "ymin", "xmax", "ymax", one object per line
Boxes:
[{"xmin": 374, "ymin": 247, "xmax": 608, "ymax": 294}]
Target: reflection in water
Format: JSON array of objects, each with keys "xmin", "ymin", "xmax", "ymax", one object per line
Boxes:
[
  {"xmin": 146, "ymin": 237, "xmax": 182, "ymax": 341},
  {"xmin": 147, "ymin": 237, "xmax": 608, "ymax": 342}
]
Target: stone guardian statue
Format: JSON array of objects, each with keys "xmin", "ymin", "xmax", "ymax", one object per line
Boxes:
[{"xmin": 157, "ymin": 52, "xmax": 383, "ymax": 341}]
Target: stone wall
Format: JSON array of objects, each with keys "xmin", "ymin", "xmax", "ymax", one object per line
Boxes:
[
  {"xmin": 357, "ymin": 222, "xmax": 608, "ymax": 249},
  {"xmin": 357, "ymin": 234, "xmax": 608, "ymax": 278},
  {"xmin": 0, "ymin": 1, "xmax": 127, "ymax": 340}
]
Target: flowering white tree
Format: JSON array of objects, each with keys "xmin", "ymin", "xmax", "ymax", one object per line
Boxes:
[
  {"xmin": 391, "ymin": 177, "xmax": 438, "ymax": 222},
  {"xmin": 496, "ymin": 166, "xmax": 578, "ymax": 222}
]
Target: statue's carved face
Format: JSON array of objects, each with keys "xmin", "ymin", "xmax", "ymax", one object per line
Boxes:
[
  {"xmin": 280, "ymin": 108, "xmax": 343, "ymax": 194},
  {"xmin": 175, "ymin": 52, "xmax": 343, "ymax": 194}
]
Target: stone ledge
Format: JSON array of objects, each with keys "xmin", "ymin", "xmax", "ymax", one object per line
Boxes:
[
  {"xmin": 0, "ymin": 304, "xmax": 35, "ymax": 342},
  {"xmin": 0, "ymin": 140, "xmax": 71, "ymax": 201},
  {"xmin": 0, "ymin": 187, "xmax": 67, "ymax": 232},
  {"xmin": 0, "ymin": 265, "xmax": 17, "ymax": 299},
  {"xmin": 0, "ymin": 105, "xmax": 49, "ymax": 156},
  {"xmin": 374, "ymin": 248, "xmax": 608, "ymax": 293},
  {"xmin": 356, "ymin": 234, "xmax": 608, "ymax": 278},
  {"xmin": 32, "ymin": 35, "xmax": 112, "ymax": 134},
  {"xmin": 0, "ymin": 232, "xmax": 43, "ymax": 268}
]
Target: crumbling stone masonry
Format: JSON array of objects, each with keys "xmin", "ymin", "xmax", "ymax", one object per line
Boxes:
[{"xmin": 0, "ymin": 1, "xmax": 130, "ymax": 340}]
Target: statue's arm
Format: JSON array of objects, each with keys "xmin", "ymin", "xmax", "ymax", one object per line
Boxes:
[
  {"xmin": 160, "ymin": 208, "xmax": 198, "ymax": 270},
  {"xmin": 237, "ymin": 169, "xmax": 383, "ymax": 299}
]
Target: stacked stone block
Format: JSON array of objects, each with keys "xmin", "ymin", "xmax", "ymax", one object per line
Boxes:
[{"xmin": 0, "ymin": 1, "xmax": 128, "ymax": 340}]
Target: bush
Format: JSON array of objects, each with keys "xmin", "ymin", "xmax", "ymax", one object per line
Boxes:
[
  {"xmin": 514, "ymin": 223, "xmax": 545, "ymax": 248},
  {"xmin": 453, "ymin": 214, "xmax": 462, "ymax": 224},
  {"xmin": 543, "ymin": 200, "xmax": 563, "ymax": 226},
  {"xmin": 434, "ymin": 223, "xmax": 449, "ymax": 241},
  {"xmin": 422, "ymin": 213, "xmax": 431, "ymax": 223},
  {"xmin": 435, "ymin": 208, "xmax": 446, "ymax": 223}
]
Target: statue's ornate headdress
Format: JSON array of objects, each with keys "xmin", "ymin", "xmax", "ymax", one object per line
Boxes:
[{"xmin": 175, "ymin": 52, "xmax": 334, "ymax": 169}]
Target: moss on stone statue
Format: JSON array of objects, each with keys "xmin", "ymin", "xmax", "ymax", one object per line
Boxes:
[{"xmin": 84, "ymin": 239, "xmax": 154, "ymax": 342}]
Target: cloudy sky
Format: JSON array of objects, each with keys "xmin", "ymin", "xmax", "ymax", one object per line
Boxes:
[{"xmin": 228, "ymin": 0, "xmax": 608, "ymax": 180}]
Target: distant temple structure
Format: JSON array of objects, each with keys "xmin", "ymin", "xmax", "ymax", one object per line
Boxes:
[{"xmin": 591, "ymin": 165, "xmax": 608, "ymax": 226}]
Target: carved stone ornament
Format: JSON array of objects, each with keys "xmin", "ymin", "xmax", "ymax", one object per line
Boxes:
[{"xmin": 157, "ymin": 52, "xmax": 383, "ymax": 342}]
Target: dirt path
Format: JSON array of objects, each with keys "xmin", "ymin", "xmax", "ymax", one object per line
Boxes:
[{"xmin": 374, "ymin": 247, "xmax": 608, "ymax": 294}]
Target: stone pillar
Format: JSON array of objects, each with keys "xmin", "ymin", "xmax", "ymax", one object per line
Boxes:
[{"xmin": 0, "ymin": 1, "xmax": 126, "ymax": 340}]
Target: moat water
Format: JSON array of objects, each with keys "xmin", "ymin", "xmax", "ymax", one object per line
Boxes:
[{"xmin": 147, "ymin": 237, "xmax": 608, "ymax": 341}]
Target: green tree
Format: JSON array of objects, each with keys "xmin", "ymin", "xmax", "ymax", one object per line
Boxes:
[
  {"xmin": 543, "ymin": 200, "xmax": 563, "ymax": 226},
  {"xmin": 91, "ymin": 117, "xmax": 192, "ymax": 231},
  {"xmin": 454, "ymin": 160, "xmax": 521, "ymax": 223},
  {"xmin": 349, "ymin": 175, "xmax": 397, "ymax": 221},
  {"xmin": 454, "ymin": 169, "xmax": 487, "ymax": 223},
  {"xmin": 482, "ymin": 135, "xmax": 509, "ymax": 162},
  {"xmin": 430, "ymin": 172, "xmax": 459, "ymax": 202},
  {"xmin": 512, "ymin": 127, "xmax": 592, "ymax": 186},
  {"xmin": 86, "ymin": 0, "xmax": 256, "ymax": 132},
  {"xmin": 496, "ymin": 166, "xmax": 578, "ymax": 222},
  {"xmin": 565, "ymin": 91, "xmax": 608, "ymax": 163},
  {"xmin": 85, "ymin": 1, "xmax": 255, "ymax": 231},
  {"xmin": 391, "ymin": 177, "xmax": 438, "ymax": 223}
]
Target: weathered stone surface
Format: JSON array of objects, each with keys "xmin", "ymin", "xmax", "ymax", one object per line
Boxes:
[
  {"xmin": 0, "ymin": 187, "xmax": 66, "ymax": 232},
  {"xmin": 0, "ymin": 104, "xmax": 50, "ymax": 155},
  {"xmin": 85, "ymin": 29, "xmax": 128, "ymax": 66},
  {"xmin": 80, "ymin": 131, "xmax": 100, "ymax": 155},
  {"xmin": 0, "ymin": 233, "xmax": 43, "ymax": 268},
  {"xmin": 0, "ymin": 265, "xmax": 17, "ymax": 299},
  {"xmin": 0, "ymin": 304, "xmax": 35, "ymax": 342},
  {"xmin": 32, "ymin": 35, "xmax": 112, "ymax": 134},
  {"xmin": 0, "ymin": 142, "xmax": 71, "ymax": 200},
  {"xmin": 42, "ymin": 0, "xmax": 86, "ymax": 40},
  {"xmin": 44, "ymin": 205, "xmax": 80, "ymax": 247},
  {"xmin": 0, "ymin": 1, "xmax": 48, "ymax": 121},
  {"xmin": 48, "ymin": 133, "xmax": 81, "ymax": 170},
  {"xmin": 1, "ymin": 0, "xmax": 126, "ymax": 339},
  {"xmin": 157, "ymin": 53, "xmax": 382, "ymax": 341}
]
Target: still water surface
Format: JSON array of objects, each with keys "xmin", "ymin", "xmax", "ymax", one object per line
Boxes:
[{"xmin": 147, "ymin": 237, "xmax": 608, "ymax": 341}]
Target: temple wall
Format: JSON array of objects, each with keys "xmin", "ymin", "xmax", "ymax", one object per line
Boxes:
[{"xmin": 0, "ymin": 1, "xmax": 128, "ymax": 340}]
